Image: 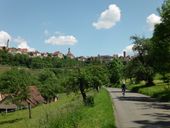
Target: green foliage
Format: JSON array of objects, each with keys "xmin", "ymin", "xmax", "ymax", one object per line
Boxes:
[
  {"xmin": 152, "ymin": 0, "xmax": 170, "ymax": 74},
  {"xmin": 0, "ymin": 68, "xmax": 36, "ymax": 104},
  {"xmin": 125, "ymin": 36, "xmax": 155, "ymax": 85},
  {"xmin": 38, "ymin": 69, "xmax": 63, "ymax": 102},
  {"xmin": 107, "ymin": 58, "xmax": 123, "ymax": 84}
]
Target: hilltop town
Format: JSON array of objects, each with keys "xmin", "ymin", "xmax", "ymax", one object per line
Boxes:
[{"xmin": 0, "ymin": 40, "xmax": 132, "ymax": 63}]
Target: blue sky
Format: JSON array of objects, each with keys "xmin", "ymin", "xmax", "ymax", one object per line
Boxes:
[{"xmin": 0, "ymin": 0, "xmax": 163, "ymax": 57}]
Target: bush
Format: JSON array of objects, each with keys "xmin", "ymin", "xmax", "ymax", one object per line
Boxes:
[{"xmin": 85, "ymin": 96, "xmax": 94, "ymax": 107}]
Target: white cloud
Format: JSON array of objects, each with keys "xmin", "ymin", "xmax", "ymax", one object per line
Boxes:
[
  {"xmin": 0, "ymin": 31, "xmax": 11, "ymax": 47},
  {"xmin": 45, "ymin": 35, "xmax": 77, "ymax": 45},
  {"xmin": 146, "ymin": 13, "xmax": 161, "ymax": 31},
  {"xmin": 121, "ymin": 44, "xmax": 135, "ymax": 56},
  {"xmin": 14, "ymin": 37, "xmax": 35, "ymax": 51},
  {"xmin": 93, "ymin": 4, "xmax": 121, "ymax": 29}
]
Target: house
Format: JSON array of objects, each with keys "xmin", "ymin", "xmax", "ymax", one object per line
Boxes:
[
  {"xmin": 41, "ymin": 52, "xmax": 48, "ymax": 57},
  {"xmin": 18, "ymin": 48, "xmax": 28, "ymax": 54},
  {"xmin": 29, "ymin": 51, "xmax": 41, "ymax": 57},
  {"xmin": 77, "ymin": 56, "xmax": 86, "ymax": 62},
  {"xmin": 22, "ymin": 86, "xmax": 45, "ymax": 107},
  {"xmin": 8, "ymin": 48, "xmax": 18, "ymax": 55},
  {"xmin": 0, "ymin": 94, "xmax": 17, "ymax": 112},
  {"xmin": 0, "ymin": 86, "xmax": 45, "ymax": 112},
  {"xmin": 53, "ymin": 51, "xmax": 64, "ymax": 59},
  {"xmin": 98, "ymin": 55, "xmax": 113, "ymax": 63}
]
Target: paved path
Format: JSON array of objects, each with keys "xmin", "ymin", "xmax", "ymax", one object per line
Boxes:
[{"xmin": 107, "ymin": 88, "xmax": 170, "ymax": 128}]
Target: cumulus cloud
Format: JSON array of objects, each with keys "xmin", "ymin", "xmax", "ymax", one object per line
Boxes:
[
  {"xmin": 146, "ymin": 13, "xmax": 161, "ymax": 31},
  {"xmin": 122, "ymin": 44, "xmax": 135, "ymax": 56},
  {"xmin": 92, "ymin": 4, "xmax": 121, "ymax": 29},
  {"xmin": 0, "ymin": 31, "xmax": 11, "ymax": 47},
  {"xmin": 14, "ymin": 37, "xmax": 35, "ymax": 51},
  {"xmin": 45, "ymin": 34, "xmax": 77, "ymax": 45}
]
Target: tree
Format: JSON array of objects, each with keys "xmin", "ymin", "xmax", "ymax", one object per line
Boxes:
[
  {"xmin": 0, "ymin": 68, "xmax": 35, "ymax": 118},
  {"xmin": 127, "ymin": 36, "xmax": 155, "ymax": 85},
  {"xmin": 107, "ymin": 58, "xmax": 124, "ymax": 84},
  {"xmin": 152, "ymin": 0, "xmax": 170, "ymax": 75},
  {"xmin": 38, "ymin": 69, "xmax": 63, "ymax": 103},
  {"xmin": 87, "ymin": 65, "xmax": 109, "ymax": 91}
]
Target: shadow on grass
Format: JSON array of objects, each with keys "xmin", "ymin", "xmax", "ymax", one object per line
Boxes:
[
  {"xmin": 133, "ymin": 120, "xmax": 170, "ymax": 128},
  {"xmin": 118, "ymin": 96, "xmax": 156, "ymax": 102},
  {"xmin": 152, "ymin": 90, "xmax": 170, "ymax": 102},
  {"xmin": 130, "ymin": 84, "xmax": 152, "ymax": 92},
  {"xmin": 0, "ymin": 118, "xmax": 23, "ymax": 125}
]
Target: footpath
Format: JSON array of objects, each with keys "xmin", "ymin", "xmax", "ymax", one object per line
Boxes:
[{"xmin": 107, "ymin": 88, "xmax": 170, "ymax": 128}]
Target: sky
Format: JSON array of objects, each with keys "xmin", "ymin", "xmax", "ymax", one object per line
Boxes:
[{"xmin": 0, "ymin": 0, "xmax": 163, "ymax": 57}]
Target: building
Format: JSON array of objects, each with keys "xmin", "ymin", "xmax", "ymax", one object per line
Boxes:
[
  {"xmin": 66, "ymin": 48, "xmax": 75, "ymax": 59},
  {"xmin": 0, "ymin": 86, "xmax": 45, "ymax": 112},
  {"xmin": 98, "ymin": 55, "xmax": 113, "ymax": 63},
  {"xmin": 77, "ymin": 56, "xmax": 86, "ymax": 61},
  {"xmin": 53, "ymin": 51, "xmax": 64, "ymax": 59}
]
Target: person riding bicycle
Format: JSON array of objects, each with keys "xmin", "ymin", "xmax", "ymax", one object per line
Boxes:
[{"xmin": 121, "ymin": 82, "xmax": 126, "ymax": 96}]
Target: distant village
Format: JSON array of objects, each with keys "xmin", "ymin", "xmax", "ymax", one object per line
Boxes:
[
  {"xmin": 0, "ymin": 40, "xmax": 133, "ymax": 63},
  {"xmin": 0, "ymin": 40, "xmax": 133, "ymax": 112}
]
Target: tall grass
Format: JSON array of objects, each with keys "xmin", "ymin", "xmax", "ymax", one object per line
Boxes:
[
  {"xmin": 47, "ymin": 88, "xmax": 115, "ymax": 128},
  {"xmin": 0, "ymin": 89, "xmax": 115, "ymax": 128}
]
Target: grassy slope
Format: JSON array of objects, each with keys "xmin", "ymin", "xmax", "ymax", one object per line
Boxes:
[
  {"xmin": 128, "ymin": 80, "xmax": 170, "ymax": 101},
  {"xmin": 0, "ymin": 89, "xmax": 115, "ymax": 128},
  {"xmin": 78, "ymin": 89, "xmax": 115, "ymax": 128},
  {"xmin": 0, "ymin": 94, "xmax": 76, "ymax": 128}
]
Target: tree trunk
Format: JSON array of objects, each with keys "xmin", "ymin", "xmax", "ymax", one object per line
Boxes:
[
  {"xmin": 28, "ymin": 102, "xmax": 32, "ymax": 119},
  {"xmin": 79, "ymin": 81, "xmax": 86, "ymax": 103},
  {"xmin": 146, "ymin": 77, "xmax": 154, "ymax": 86}
]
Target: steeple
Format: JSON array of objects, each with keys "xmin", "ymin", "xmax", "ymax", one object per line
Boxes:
[
  {"xmin": 66, "ymin": 48, "xmax": 75, "ymax": 59},
  {"xmin": 68, "ymin": 48, "xmax": 71, "ymax": 54},
  {"xmin": 6, "ymin": 39, "xmax": 9, "ymax": 48}
]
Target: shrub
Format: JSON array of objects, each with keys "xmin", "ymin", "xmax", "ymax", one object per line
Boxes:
[{"xmin": 85, "ymin": 96, "xmax": 94, "ymax": 107}]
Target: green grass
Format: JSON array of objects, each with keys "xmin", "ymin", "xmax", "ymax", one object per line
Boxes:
[
  {"xmin": 0, "ymin": 93, "xmax": 77, "ymax": 128},
  {"xmin": 78, "ymin": 89, "xmax": 115, "ymax": 128},
  {"xmin": 128, "ymin": 80, "xmax": 170, "ymax": 101},
  {"xmin": 0, "ymin": 65, "xmax": 11, "ymax": 74},
  {"xmin": 0, "ymin": 89, "xmax": 115, "ymax": 128}
]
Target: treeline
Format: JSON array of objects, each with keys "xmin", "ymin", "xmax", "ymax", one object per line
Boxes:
[{"xmin": 0, "ymin": 49, "xmax": 84, "ymax": 69}]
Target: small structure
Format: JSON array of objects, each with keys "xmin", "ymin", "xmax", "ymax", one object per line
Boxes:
[
  {"xmin": 0, "ymin": 86, "xmax": 45, "ymax": 112},
  {"xmin": 0, "ymin": 95, "xmax": 17, "ymax": 113},
  {"xmin": 22, "ymin": 86, "xmax": 45, "ymax": 107},
  {"xmin": 0, "ymin": 104, "xmax": 17, "ymax": 113}
]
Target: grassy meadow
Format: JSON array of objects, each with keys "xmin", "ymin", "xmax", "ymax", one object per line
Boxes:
[{"xmin": 0, "ymin": 88, "xmax": 115, "ymax": 128}]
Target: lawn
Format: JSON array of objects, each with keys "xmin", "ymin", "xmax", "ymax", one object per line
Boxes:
[{"xmin": 0, "ymin": 88, "xmax": 115, "ymax": 128}]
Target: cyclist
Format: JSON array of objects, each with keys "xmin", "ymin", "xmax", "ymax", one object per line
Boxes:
[{"xmin": 121, "ymin": 82, "xmax": 126, "ymax": 96}]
